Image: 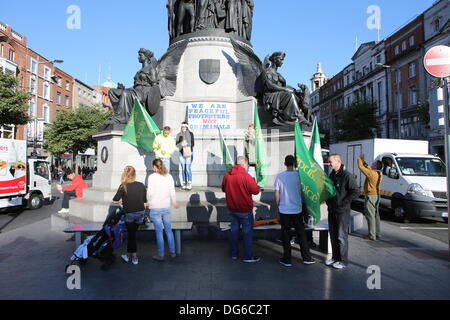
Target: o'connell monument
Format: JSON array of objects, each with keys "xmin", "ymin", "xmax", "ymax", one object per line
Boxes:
[{"xmin": 69, "ymin": 0, "xmax": 313, "ymax": 223}]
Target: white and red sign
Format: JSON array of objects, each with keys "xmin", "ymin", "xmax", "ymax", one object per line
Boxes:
[
  {"xmin": 0, "ymin": 139, "xmax": 27, "ymax": 197},
  {"xmin": 424, "ymin": 45, "xmax": 450, "ymax": 78}
]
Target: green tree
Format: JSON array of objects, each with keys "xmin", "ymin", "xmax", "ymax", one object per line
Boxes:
[
  {"xmin": 45, "ymin": 106, "xmax": 112, "ymax": 171},
  {"xmin": 0, "ymin": 69, "xmax": 30, "ymax": 128},
  {"xmin": 334, "ymin": 100, "xmax": 379, "ymax": 142}
]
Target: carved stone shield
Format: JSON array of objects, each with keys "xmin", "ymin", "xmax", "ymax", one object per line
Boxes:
[{"xmin": 199, "ymin": 59, "xmax": 220, "ymax": 85}]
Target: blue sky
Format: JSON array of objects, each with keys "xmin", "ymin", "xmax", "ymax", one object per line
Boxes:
[{"xmin": 2, "ymin": 0, "xmax": 437, "ymax": 88}]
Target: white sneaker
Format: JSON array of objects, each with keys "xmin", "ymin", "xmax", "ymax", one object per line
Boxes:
[
  {"xmin": 132, "ymin": 258, "xmax": 139, "ymax": 265},
  {"xmin": 121, "ymin": 255, "xmax": 130, "ymax": 263},
  {"xmin": 186, "ymin": 183, "xmax": 192, "ymax": 191},
  {"xmin": 325, "ymin": 259, "xmax": 336, "ymax": 266},
  {"xmin": 181, "ymin": 184, "xmax": 187, "ymax": 190},
  {"xmin": 332, "ymin": 262, "xmax": 347, "ymax": 269},
  {"xmin": 58, "ymin": 208, "xmax": 69, "ymax": 214}
]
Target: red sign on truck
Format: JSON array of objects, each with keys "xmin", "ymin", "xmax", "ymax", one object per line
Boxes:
[{"xmin": 424, "ymin": 45, "xmax": 450, "ymax": 78}]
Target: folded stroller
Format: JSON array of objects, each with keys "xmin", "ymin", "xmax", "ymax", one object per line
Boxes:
[{"xmin": 67, "ymin": 207, "xmax": 126, "ymax": 271}]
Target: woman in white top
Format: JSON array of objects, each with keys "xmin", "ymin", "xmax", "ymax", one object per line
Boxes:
[{"xmin": 147, "ymin": 159, "xmax": 180, "ymax": 261}]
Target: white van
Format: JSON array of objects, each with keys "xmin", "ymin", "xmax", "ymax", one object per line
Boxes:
[
  {"xmin": 330, "ymin": 139, "xmax": 448, "ymax": 223},
  {"xmin": 0, "ymin": 138, "xmax": 52, "ymax": 210}
]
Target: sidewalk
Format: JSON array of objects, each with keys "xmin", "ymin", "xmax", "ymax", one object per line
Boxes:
[{"xmin": 0, "ymin": 214, "xmax": 448, "ymax": 300}]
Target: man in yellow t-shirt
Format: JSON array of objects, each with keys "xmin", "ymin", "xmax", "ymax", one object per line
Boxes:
[
  {"xmin": 358, "ymin": 154, "xmax": 383, "ymax": 241},
  {"xmin": 153, "ymin": 126, "xmax": 176, "ymax": 172}
]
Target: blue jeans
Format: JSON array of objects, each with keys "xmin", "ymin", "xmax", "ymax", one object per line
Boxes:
[
  {"xmin": 229, "ymin": 212, "xmax": 254, "ymax": 260},
  {"xmin": 179, "ymin": 153, "xmax": 193, "ymax": 185},
  {"xmin": 150, "ymin": 208, "xmax": 175, "ymax": 257}
]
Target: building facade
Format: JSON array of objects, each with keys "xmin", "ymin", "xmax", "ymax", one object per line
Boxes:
[{"xmin": 73, "ymin": 79, "xmax": 102, "ymax": 109}]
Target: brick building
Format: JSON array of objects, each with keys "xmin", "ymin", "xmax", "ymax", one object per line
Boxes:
[{"xmin": 0, "ymin": 21, "xmax": 74, "ymax": 157}]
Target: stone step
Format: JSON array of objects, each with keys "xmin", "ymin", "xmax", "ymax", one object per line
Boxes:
[{"xmin": 82, "ymin": 186, "xmax": 276, "ymax": 204}]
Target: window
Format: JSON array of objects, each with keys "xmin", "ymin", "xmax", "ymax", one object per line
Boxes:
[
  {"xmin": 30, "ymin": 59, "xmax": 37, "ymax": 74},
  {"xmin": 34, "ymin": 161, "xmax": 49, "ymax": 180},
  {"xmin": 65, "ymin": 96, "xmax": 69, "ymax": 107},
  {"xmin": 0, "ymin": 44, "xmax": 3, "ymax": 58},
  {"xmin": 78, "ymin": 88, "xmax": 82, "ymax": 96},
  {"xmin": 434, "ymin": 19, "xmax": 440, "ymax": 32},
  {"xmin": 30, "ymin": 76, "xmax": 37, "ymax": 95},
  {"xmin": 408, "ymin": 62, "xmax": 416, "ymax": 78},
  {"xmin": 396, "ymin": 90, "xmax": 403, "ymax": 111},
  {"xmin": 57, "ymin": 77, "xmax": 62, "ymax": 87},
  {"xmin": 395, "ymin": 46, "xmax": 400, "ymax": 55},
  {"xmin": 409, "ymin": 36, "xmax": 415, "ymax": 46},
  {"xmin": 43, "ymin": 105, "xmax": 50, "ymax": 123},
  {"xmin": 8, "ymin": 49, "xmax": 15, "ymax": 62},
  {"xmin": 409, "ymin": 86, "xmax": 417, "ymax": 106},
  {"xmin": 66, "ymin": 81, "xmax": 70, "ymax": 91},
  {"xmin": 402, "ymin": 41, "xmax": 407, "ymax": 51},
  {"xmin": 43, "ymin": 82, "xmax": 50, "ymax": 100},
  {"xmin": 44, "ymin": 67, "xmax": 51, "ymax": 81},
  {"xmin": 56, "ymin": 92, "xmax": 61, "ymax": 105},
  {"xmin": 396, "ymin": 157, "xmax": 445, "ymax": 177},
  {"xmin": 376, "ymin": 55, "xmax": 381, "ymax": 64},
  {"xmin": 29, "ymin": 100, "xmax": 35, "ymax": 117},
  {"xmin": 0, "ymin": 125, "xmax": 15, "ymax": 139},
  {"xmin": 396, "ymin": 69, "xmax": 401, "ymax": 84}
]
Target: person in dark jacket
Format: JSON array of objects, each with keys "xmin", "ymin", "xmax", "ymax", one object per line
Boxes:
[
  {"xmin": 222, "ymin": 156, "xmax": 261, "ymax": 263},
  {"xmin": 113, "ymin": 166, "xmax": 147, "ymax": 265},
  {"xmin": 176, "ymin": 122, "xmax": 195, "ymax": 190},
  {"xmin": 325, "ymin": 154, "xmax": 359, "ymax": 270}
]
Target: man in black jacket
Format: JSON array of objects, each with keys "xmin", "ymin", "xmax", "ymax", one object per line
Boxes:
[{"xmin": 325, "ymin": 154, "xmax": 359, "ymax": 269}]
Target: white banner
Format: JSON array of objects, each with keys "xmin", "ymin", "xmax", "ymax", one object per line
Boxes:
[{"xmin": 187, "ymin": 103, "xmax": 232, "ymax": 130}]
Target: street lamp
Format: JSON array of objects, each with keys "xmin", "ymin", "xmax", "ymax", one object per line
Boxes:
[
  {"xmin": 376, "ymin": 63, "xmax": 394, "ymax": 138},
  {"xmin": 32, "ymin": 58, "xmax": 63, "ymax": 157}
]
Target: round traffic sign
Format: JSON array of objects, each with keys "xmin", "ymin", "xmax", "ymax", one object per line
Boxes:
[{"xmin": 424, "ymin": 45, "xmax": 450, "ymax": 78}]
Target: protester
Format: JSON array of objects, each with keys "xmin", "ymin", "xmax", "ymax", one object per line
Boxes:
[
  {"xmin": 275, "ymin": 155, "xmax": 316, "ymax": 267},
  {"xmin": 222, "ymin": 156, "xmax": 261, "ymax": 263},
  {"xmin": 57, "ymin": 169, "xmax": 88, "ymax": 214},
  {"xmin": 358, "ymin": 154, "xmax": 383, "ymax": 241},
  {"xmin": 176, "ymin": 122, "xmax": 195, "ymax": 190},
  {"xmin": 153, "ymin": 126, "xmax": 177, "ymax": 173},
  {"xmin": 147, "ymin": 159, "xmax": 180, "ymax": 261},
  {"xmin": 244, "ymin": 124, "xmax": 256, "ymax": 178},
  {"xmin": 57, "ymin": 166, "xmax": 65, "ymax": 185},
  {"xmin": 113, "ymin": 166, "xmax": 147, "ymax": 265},
  {"xmin": 325, "ymin": 154, "xmax": 359, "ymax": 269}
]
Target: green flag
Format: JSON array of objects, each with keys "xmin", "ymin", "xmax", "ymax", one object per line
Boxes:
[
  {"xmin": 309, "ymin": 118, "xmax": 324, "ymax": 170},
  {"xmin": 295, "ymin": 121, "xmax": 336, "ymax": 224},
  {"xmin": 254, "ymin": 103, "xmax": 268, "ymax": 187},
  {"xmin": 122, "ymin": 98, "xmax": 161, "ymax": 152},
  {"xmin": 218, "ymin": 127, "xmax": 234, "ymax": 172}
]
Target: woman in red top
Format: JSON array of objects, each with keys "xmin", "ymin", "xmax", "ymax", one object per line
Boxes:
[{"xmin": 57, "ymin": 168, "xmax": 88, "ymax": 214}]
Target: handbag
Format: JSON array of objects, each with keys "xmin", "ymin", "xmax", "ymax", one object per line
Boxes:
[{"xmin": 183, "ymin": 146, "xmax": 192, "ymax": 158}]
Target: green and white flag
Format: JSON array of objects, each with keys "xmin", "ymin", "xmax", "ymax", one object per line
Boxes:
[
  {"xmin": 218, "ymin": 127, "xmax": 234, "ymax": 172},
  {"xmin": 254, "ymin": 103, "xmax": 268, "ymax": 187},
  {"xmin": 295, "ymin": 122, "xmax": 336, "ymax": 224},
  {"xmin": 122, "ymin": 98, "xmax": 161, "ymax": 153},
  {"xmin": 309, "ymin": 118, "xmax": 324, "ymax": 170}
]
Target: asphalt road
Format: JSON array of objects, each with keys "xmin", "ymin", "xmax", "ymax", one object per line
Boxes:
[
  {"xmin": 352, "ymin": 202, "xmax": 449, "ymax": 244},
  {"xmin": 1, "ymin": 184, "xmax": 449, "ymax": 245}
]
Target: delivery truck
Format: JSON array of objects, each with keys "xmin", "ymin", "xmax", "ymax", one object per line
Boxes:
[
  {"xmin": 0, "ymin": 138, "xmax": 52, "ymax": 211},
  {"xmin": 330, "ymin": 139, "xmax": 448, "ymax": 223}
]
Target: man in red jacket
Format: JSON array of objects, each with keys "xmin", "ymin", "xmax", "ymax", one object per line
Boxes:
[
  {"xmin": 57, "ymin": 169, "xmax": 88, "ymax": 214},
  {"xmin": 222, "ymin": 156, "xmax": 261, "ymax": 263}
]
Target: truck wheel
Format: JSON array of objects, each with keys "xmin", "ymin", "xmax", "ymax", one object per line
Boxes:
[
  {"xmin": 28, "ymin": 193, "xmax": 43, "ymax": 210},
  {"xmin": 444, "ymin": 217, "xmax": 448, "ymax": 224},
  {"xmin": 394, "ymin": 206, "xmax": 412, "ymax": 223}
]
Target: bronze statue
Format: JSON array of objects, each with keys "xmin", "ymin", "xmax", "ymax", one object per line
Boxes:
[
  {"xmin": 108, "ymin": 42, "xmax": 189, "ymax": 125},
  {"xmin": 263, "ymin": 52, "xmax": 311, "ymax": 125},
  {"xmin": 242, "ymin": 0, "xmax": 254, "ymax": 40},
  {"xmin": 176, "ymin": 0, "xmax": 196, "ymax": 36},
  {"xmin": 195, "ymin": 0, "xmax": 217, "ymax": 30},
  {"xmin": 230, "ymin": 40, "xmax": 312, "ymax": 127},
  {"xmin": 225, "ymin": 0, "xmax": 242, "ymax": 35},
  {"xmin": 167, "ymin": 0, "xmax": 177, "ymax": 40}
]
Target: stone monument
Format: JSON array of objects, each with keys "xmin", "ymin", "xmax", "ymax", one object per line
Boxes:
[{"xmin": 65, "ymin": 1, "xmax": 314, "ymax": 224}]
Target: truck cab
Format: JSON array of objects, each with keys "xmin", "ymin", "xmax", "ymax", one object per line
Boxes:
[
  {"xmin": 26, "ymin": 159, "xmax": 52, "ymax": 210},
  {"xmin": 377, "ymin": 153, "xmax": 448, "ymax": 223}
]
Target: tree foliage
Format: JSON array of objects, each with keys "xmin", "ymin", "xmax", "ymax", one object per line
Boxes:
[
  {"xmin": 0, "ymin": 69, "xmax": 30, "ymax": 127},
  {"xmin": 334, "ymin": 100, "xmax": 379, "ymax": 142},
  {"xmin": 45, "ymin": 107, "xmax": 112, "ymax": 158}
]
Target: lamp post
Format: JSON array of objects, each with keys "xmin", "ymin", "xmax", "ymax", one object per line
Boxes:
[
  {"xmin": 32, "ymin": 58, "xmax": 63, "ymax": 157},
  {"xmin": 376, "ymin": 63, "xmax": 392, "ymax": 137}
]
